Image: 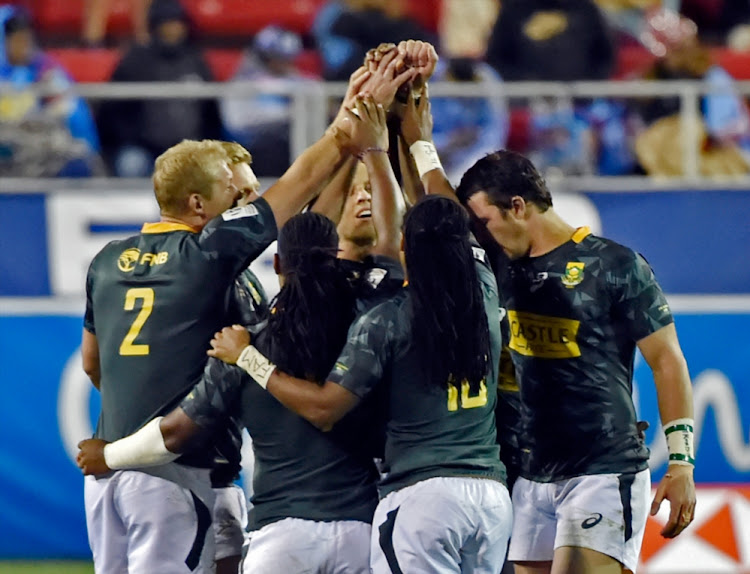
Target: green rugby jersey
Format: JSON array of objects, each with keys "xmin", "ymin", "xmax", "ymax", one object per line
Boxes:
[
  {"xmin": 328, "ymin": 248, "xmax": 506, "ymax": 497},
  {"xmin": 84, "ymin": 200, "xmax": 277, "ymax": 458},
  {"xmin": 502, "ymin": 227, "xmax": 671, "ymax": 482},
  {"xmin": 211, "ymin": 267, "xmax": 270, "ymax": 487},
  {"xmin": 178, "ymin": 257, "xmax": 404, "ymax": 529}
]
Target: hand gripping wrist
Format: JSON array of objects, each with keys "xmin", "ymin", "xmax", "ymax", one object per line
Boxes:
[
  {"xmin": 409, "ymin": 140, "xmax": 443, "ymax": 179},
  {"xmin": 664, "ymin": 418, "xmax": 695, "ymax": 466},
  {"xmin": 237, "ymin": 345, "xmax": 276, "ymax": 389},
  {"xmin": 103, "ymin": 417, "xmax": 178, "ymax": 469}
]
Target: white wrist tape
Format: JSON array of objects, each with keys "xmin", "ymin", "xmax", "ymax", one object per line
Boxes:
[
  {"xmin": 409, "ymin": 140, "xmax": 443, "ymax": 179},
  {"xmin": 237, "ymin": 345, "xmax": 276, "ymax": 389},
  {"xmin": 664, "ymin": 418, "xmax": 695, "ymax": 466},
  {"xmin": 103, "ymin": 417, "xmax": 178, "ymax": 470}
]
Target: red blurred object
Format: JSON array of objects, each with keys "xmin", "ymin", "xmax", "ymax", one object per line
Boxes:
[
  {"xmin": 47, "ymin": 47, "xmax": 121, "ymax": 82},
  {"xmin": 34, "ymin": 0, "xmax": 132, "ymax": 37},
  {"xmin": 180, "ymin": 0, "xmax": 325, "ymax": 36}
]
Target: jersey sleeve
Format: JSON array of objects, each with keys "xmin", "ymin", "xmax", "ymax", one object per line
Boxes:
[
  {"xmin": 179, "ymin": 358, "xmax": 244, "ymax": 430},
  {"xmin": 327, "ymin": 303, "xmax": 396, "ymax": 399},
  {"xmin": 610, "ymin": 251, "xmax": 674, "ymax": 342},
  {"xmin": 198, "ymin": 196, "xmax": 278, "ymax": 276},
  {"xmin": 83, "ymin": 258, "xmax": 96, "ymax": 333}
]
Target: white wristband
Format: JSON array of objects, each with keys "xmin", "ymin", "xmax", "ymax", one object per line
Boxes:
[
  {"xmin": 237, "ymin": 345, "xmax": 276, "ymax": 389},
  {"xmin": 103, "ymin": 417, "xmax": 178, "ymax": 470},
  {"xmin": 409, "ymin": 140, "xmax": 443, "ymax": 179},
  {"xmin": 664, "ymin": 417, "xmax": 695, "ymax": 466}
]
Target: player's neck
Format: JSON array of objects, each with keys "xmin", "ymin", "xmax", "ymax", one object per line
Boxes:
[
  {"xmin": 160, "ymin": 213, "xmax": 203, "ymax": 231},
  {"xmin": 338, "ymin": 240, "xmax": 372, "ymax": 263},
  {"xmin": 527, "ymin": 209, "xmax": 576, "ymax": 258}
]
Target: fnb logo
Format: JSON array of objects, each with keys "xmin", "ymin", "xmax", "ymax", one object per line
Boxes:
[{"xmin": 117, "ymin": 248, "xmax": 168, "ymax": 272}]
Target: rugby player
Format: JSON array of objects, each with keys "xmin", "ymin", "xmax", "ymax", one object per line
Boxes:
[
  {"xmin": 211, "ymin": 195, "xmax": 512, "ymax": 574},
  {"xmin": 454, "ymin": 150, "xmax": 696, "ymax": 574},
  {"xmin": 79, "ymin": 83, "xmax": 378, "ymax": 573}
]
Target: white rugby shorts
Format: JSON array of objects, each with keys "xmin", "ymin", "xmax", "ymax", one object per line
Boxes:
[{"xmin": 508, "ymin": 469, "xmax": 650, "ymax": 572}]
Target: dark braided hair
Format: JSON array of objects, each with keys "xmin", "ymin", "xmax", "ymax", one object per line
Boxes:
[
  {"xmin": 267, "ymin": 212, "xmax": 356, "ymax": 383},
  {"xmin": 404, "ymin": 195, "xmax": 490, "ymax": 391}
]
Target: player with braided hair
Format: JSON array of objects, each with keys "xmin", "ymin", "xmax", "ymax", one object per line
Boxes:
[{"xmin": 211, "ymin": 195, "xmax": 512, "ymax": 574}]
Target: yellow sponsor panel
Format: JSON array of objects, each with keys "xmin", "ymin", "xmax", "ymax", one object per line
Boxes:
[{"xmin": 507, "ymin": 310, "xmax": 581, "ymax": 358}]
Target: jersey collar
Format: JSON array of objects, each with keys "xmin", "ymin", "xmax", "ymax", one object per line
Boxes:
[
  {"xmin": 571, "ymin": 226, "xmax": 591, "ymax": 244},
  {"xmin": 141, "ymin": 222, "xmax": 198, "ymax": 234}
]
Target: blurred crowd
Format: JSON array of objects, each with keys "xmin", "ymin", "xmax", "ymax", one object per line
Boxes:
[{"xmin": 2, "ymin": 0, "xmax": 750, "ymax": 178}]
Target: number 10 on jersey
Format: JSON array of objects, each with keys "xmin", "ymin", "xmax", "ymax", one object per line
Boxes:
[{"xmin": 447, "ymin": 379, "xmax": 488, "ymax": 411}]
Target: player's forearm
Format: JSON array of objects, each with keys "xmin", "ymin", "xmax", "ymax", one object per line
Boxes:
[
  {"xmin": 362, "ymin": 150, "xmax": 404, "ymax": 259},
  {"xmin": 310, "ymin": 156, "xmax": 358, "ymax": 224},
  {"xmin": 265, "ymin": 372, "xmax": 341, "ymax": 431},
  {"xmin": 263, "ymin": 131, "xmax": 347, "ymax": 228},
  {"xmin": 398, "ymin": 135, "xmax": 424, "ymax": 206},
  {"xmin": 652, "ymin": 352, "xmax": 694, "ymax": 424},
  {"xmin": 103, "ymin": 417, "xmax": 180, "ymax": 470}
]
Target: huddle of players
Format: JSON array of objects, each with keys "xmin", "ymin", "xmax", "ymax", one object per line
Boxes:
[{"xmin": 77, "ymin": 40, "xmax": 696, "ymax": 574}]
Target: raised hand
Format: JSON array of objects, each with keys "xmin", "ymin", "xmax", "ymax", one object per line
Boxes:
[
  {"xmin": 76, "ymin": 439, "xmax": 111, "ymax": 476},
  {"xmin": 398, "ymin": 40, "xmax": 439, "ymax": 84},
  {"xmin": 338, "ymin": 94, "xmax": 389, "ymax": 158},
  {"xmin": 359, "ymin": 49, "xmax": 418, "ymax": 110},
  {"xmin": 650, "ymin": 464, "xmax": 696, "ymax": 538},
  {"xmin": 207, "ymin": 325, "xmax": 251, "ymax": 364},
  {"xmin": 401, "ymin": 86, "xmax": 434, "ymax": 147}
]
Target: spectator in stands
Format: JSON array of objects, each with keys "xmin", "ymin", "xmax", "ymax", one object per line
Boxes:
[
  {"xmin": 634, "ymin": 8, "xmax": 750, "ymax": 175},
  {"xmin": 220, "ymin": 26, "xmax": 308, "ymax": 178},
  {"xmin": 97, "ymin": 0, "xmax": 221, "ymax": 177},
  {"xmin": 0, "ymin": 5, "xmax": 101, "ymax": 177},
  {"xmin": 83, "ymin": 0, "xmax": 152, "ymax": 47},
  {"xmin": 439, "ymin": 0, "xmax": 498, "ymax": 60},
  {"xmin": 430, "ymin": 57, "xmax": 509, "ymax": 183},
  {"xmin": 486, "ymin": 0, "xmax": 615, "ymax": 82},
  {"xmin": 313, "ymin": 0, "xmax": 434, "ymax": 81}
]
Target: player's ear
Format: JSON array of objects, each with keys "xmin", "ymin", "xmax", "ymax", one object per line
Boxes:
[
  {"xmin": 273, "ymin": 253, "xmax": 281, "ymax": 276},
  {"xmin": 189, "ymin": 193, "xmax": 205, "ymax": 215},
  {"xmin": 510, "ymin": 196, "xmax": 526, "ymax": 219}
]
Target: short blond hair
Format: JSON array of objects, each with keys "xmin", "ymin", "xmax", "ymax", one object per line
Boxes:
[
  {"xmin": 219, "ymin": 141, "xmax": 253, "ymax": 165},
  {"xmin": 153, "ymin": 140, "xmax": 228, "ymax": 215}
]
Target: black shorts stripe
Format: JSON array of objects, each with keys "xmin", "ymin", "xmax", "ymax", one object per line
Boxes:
[
  {"xmin": 186, "ymin": 491, "xmax": 212, "ymax": 571},
  {"xmin": 618, "ymin": 472, "xmax": 636, "ymax": 543},
  {"xmin": 378, "ymin": 507, "xmax": 404, "ymax": 574}
]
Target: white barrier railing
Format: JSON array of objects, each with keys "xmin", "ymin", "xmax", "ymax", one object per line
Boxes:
[{"xmin": 3, "ymin": 79, "xmax": 750, "ymax": 187}]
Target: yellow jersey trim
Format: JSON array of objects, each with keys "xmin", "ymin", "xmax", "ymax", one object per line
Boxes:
[
  {"xmin": 141, "ymin": 222, "xmax": 197, "ymax": 234},
  {"xmin": 571, "ymin": 226, "xmax": 591, "ymax": 244}
]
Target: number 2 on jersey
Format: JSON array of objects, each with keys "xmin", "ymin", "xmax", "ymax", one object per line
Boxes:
[
  {"xmin": 119, "ymin": 288, "xmax": 154, "ymax": 356},
  {"xmin": 447, "ymin": 380, "xmax": 488, "ymax": 411}
]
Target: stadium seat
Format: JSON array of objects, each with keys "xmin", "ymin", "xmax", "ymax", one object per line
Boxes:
[
  {"xmin": 33, "ymin": 0, "xmax": 132, "ymax": 37},
  {"xmin": 180, "ymin": 0, "xmax": 326, "ymax": 36},
  {"xmin": 204, "ymin": 48, "xmax": 243, "ymax": 81},
  {"xmin": 47, "ymin": 48, "xmax": 121, "ymax": 82}
]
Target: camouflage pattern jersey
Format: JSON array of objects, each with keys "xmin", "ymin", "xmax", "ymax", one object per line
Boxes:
[{"xmin": 500, "ymin": 227, "xmax": 673, "ymax": 482}]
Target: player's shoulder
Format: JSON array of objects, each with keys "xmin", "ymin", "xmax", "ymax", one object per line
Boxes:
[
  {"xmin": 89, "ymin": 235, "xmax": 140, "ymax": 271},
  {"xmin": 578, "ymin": 233, "xmax": 643, "ymax": 265}
]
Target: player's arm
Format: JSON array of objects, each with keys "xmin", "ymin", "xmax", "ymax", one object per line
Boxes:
[
  {"xmin": 400, "ymin": 88, "xmax": 458, "ymax": 202},
  {"xmin": 617, "ymin": 253, "xmax": 696, "ymax": 539},
  {"xmin": 81, "ymin": 328, "xmax": 101, "ymax": 390},
  {"xmin": 310, "ymin": 156, "xmax": 358, "ymax": 225},
  {"xmin": 637, "ymin": 323, "xmax": 696, "ymax": 539},
  {"xmin": 346, "ymin": 95, "xmax": 405, "ymax": 260},
  {"xmin": 261, "ymin": 67, "xmax": 375, "ymax": 229},
  {"xmin": 76, "ymin": 359, "xmax": 242, "ymax": 475},
  {"xmin": 76, "ymin": 409, "xmax": 198, "ymax": 476}
]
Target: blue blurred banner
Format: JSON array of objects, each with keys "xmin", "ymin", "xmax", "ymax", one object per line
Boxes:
[
  {"xmin": 1, "ymin": 189, "xmax": 750, "ymax": 296},
  {"xmin": 0, "ymin": 306, "xmax": 748, "ymax": 558}
]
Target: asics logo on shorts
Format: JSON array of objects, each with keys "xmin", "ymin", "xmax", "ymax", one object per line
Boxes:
[{"xmin": 581, "ymin": 513, "xmax": 603, "ymax": 529}]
